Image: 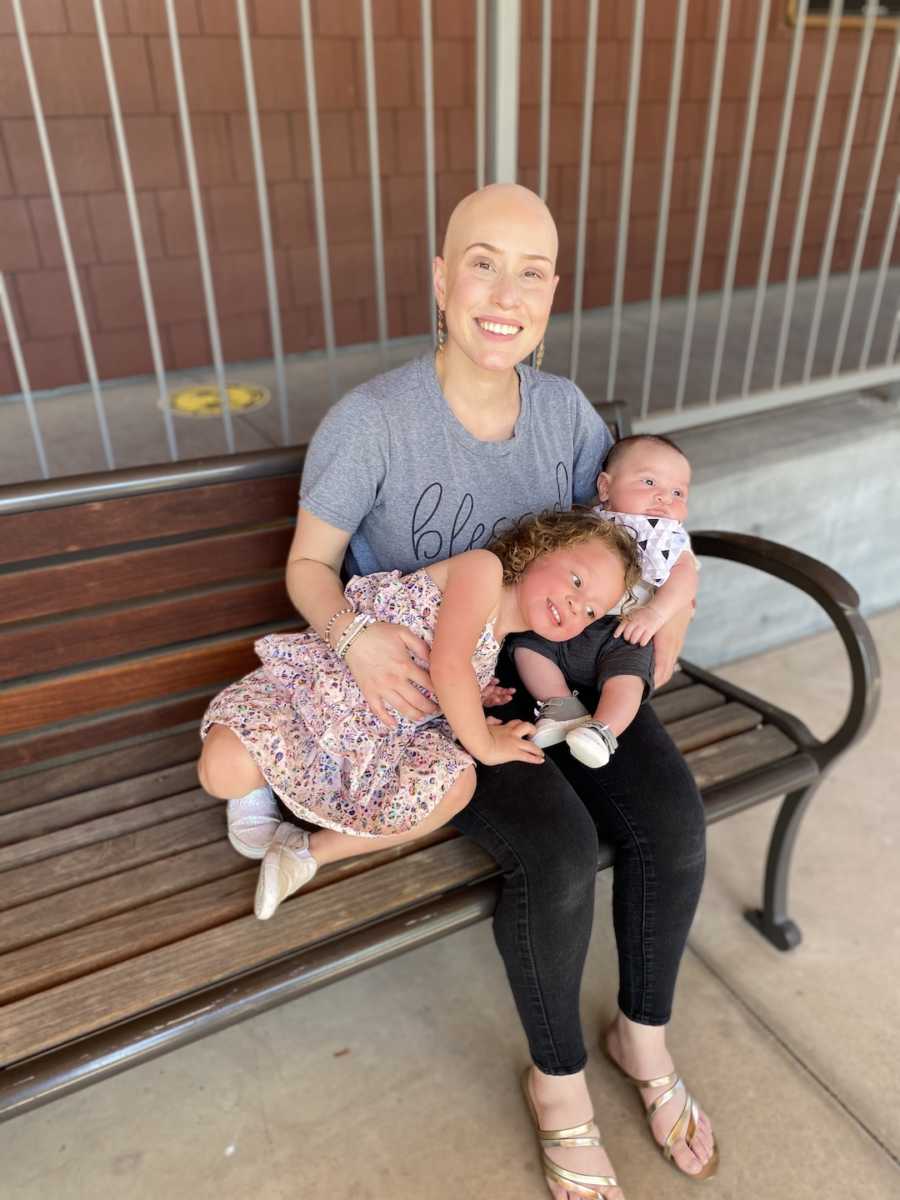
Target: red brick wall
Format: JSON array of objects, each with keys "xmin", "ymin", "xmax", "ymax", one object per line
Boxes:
[
  {"xmin": 518, "ymin": 0, "xmax": 900, "ymax": 313},
  {"xmin": 0, "ymin": 0, "xmax": 478, "ymax": 395},
  {"xmin": 1, "ymin": 0, "xmax": 898, "ymax": 397}
]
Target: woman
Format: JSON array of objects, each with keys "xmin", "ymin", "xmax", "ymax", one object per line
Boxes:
[{"xmin": 199, "ymin": 184, "xmax": 716, "ymax": 1199}]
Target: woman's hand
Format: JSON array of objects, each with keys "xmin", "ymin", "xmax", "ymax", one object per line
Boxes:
[
  {"xmin": 344, "ymin": 620, "xmax": 437, "ymax": 726},
  {"xmin": 476, "ymin": 719, "xmax": 544, "ymax": 766}
]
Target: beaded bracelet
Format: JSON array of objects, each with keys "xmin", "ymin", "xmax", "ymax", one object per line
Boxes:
[
  {"xmin": 335, "ymin": 613, "xmax": 375, "ymax": 660},
  {"xmin": 335, "ymin": 614, "xmax": 373, "ymax": 660},
  {"xmin": 323, "ymin": 606, "xmax": 354, "ymax": 649}
]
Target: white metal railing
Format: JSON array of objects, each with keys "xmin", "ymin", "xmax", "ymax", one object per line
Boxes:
[
  {"xmin": 708, "ymin": 0, "xmax": 771, "ymax": 405},
  {"xmin": 569, "ymin": 0, "xmax": 600, "ymax": 383},
  {"xmin": 674, "ymin": 0, "xmax": 731, "ymax": 414},
  {"xmin": 236, "ymin": 0, "xmax": 290, "ymax": 442},
  {"xmin": 11, "ymin": 0, "xmax": 115, "ymax": 472},
  {"xmin": 2, "ymin": 0, "xmax": 900, "ymax": 479},
  {"xmin": 641, "ymin": 0, "xmax": 690, "ymax": 418},
  {"xmin": 165, "ymin": 0, "xmax": 235, "ymax": 453}
]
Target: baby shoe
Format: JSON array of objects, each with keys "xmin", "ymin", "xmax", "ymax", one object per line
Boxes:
[
  {"xmin": 254, "ymin": 822, "xmax": 318, "ymax": 920},
  {"xmin": 566, "ymin": 721, "xmax": 619, "ymax": 769},
  {"xmin": 531, "ymin": 695, "xmax": 592, "ymax": 748},
  {"xmin": 226, "ymin": 785, "xmax": 281, "ymax": 860}
]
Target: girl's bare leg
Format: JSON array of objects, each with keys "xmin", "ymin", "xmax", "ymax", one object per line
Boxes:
[
  {"xmin": 255, "ymin": 766, "xmax": 478, "ymax": 920},
  {"xmin": 308, "ymin": 765, "xmax": 477, "ymax": 866},
  {"xmin": 197, "ymin": 724, "xmax": 265, "ymax": 797},
  {"xmin": 198, "ymin": 725, "xmax": 280, "ymax": 859}
]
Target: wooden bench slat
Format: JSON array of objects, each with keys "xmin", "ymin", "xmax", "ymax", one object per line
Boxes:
[
  {"xmin": 0, "ymin": 840, "xmax": 242, "ymax": 955},
  {"xmin": 651, "ymin": 683, "xmax": 728, "ymax": 724},
  {"xmin": 666, "ymin": 702, "xmax": 761, "ymax": 754},
  {"xmin": 653, "ymin": 670, "xmax": 694, "ymax": 695},
  {"xmin": 0, "ymin": 694, "xmax": 213, "ymax": 777},
  {"xmin": 0, "ymin": 789, "xmax": 215, "ymax": 874},
  {"xmin": 0, "ymin": 872, "xmax": 255, "ymax": 1005},
  {"xmin": 0, "ymin": 837, "xmax": 497, "ymax": 1066},
  {"xmin": 1, "ymin": 576, "xmax": 294, "ymax": 682},
  {"xmin": 686, "ymin": 725, "xmax": 798, "ymax": 790},
  {"xmin": 0, "ymin": 761, "xmax": 201, "ymax": 845},
  {"xmin": 0, "ymin": 829, "xmax": 457, "ymax": 1002},
  {"xmin": 0, "ymin": 729, "xmax": 199, "ymax": 812},
  {"xmin": 0, "ymin": 524, "xmax": 294, "ymax": 626},
  {"xmin": 0, "ymin": 828, "xmax": 457, "ymax": 964},
  {"xmin": 0, "ymin": 633, "xmax": 272, "ymax": 737},
  {"xmin": 0, "ymin": 476, "xmax": 299, "ymax": 567},
  {"xmin": 0, "ymin": 809, "xmax": 225, "ymax": 910}
]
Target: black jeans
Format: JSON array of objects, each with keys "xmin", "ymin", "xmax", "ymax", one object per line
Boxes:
[{"xmin": 450, "ymin": 672, "xmax": 706, "ymax": 1077}]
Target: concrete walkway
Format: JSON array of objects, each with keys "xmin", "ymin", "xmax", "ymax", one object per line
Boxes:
[{"xmin": 2, "ymin": 607, "xmax": 898, "ymax": 1199}]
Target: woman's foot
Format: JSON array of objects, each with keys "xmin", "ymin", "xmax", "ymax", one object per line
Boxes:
[
  {"xmin": 604, "ymin": 1014, "xmax": 716, "ymax": 1178},
  {"xmin": 526, "ymin": 1067, "xmax": 624, "ymax": 1200}
]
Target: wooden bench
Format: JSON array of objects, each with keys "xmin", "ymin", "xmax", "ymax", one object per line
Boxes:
[{"xmin": 0, "ymin": 422, "xmax": 880, "ymax": 1122}]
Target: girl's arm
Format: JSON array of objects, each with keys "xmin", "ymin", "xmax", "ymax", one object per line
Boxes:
[
  {"xmin": 430, "ymin": 551, "xmax": 543, "ymax": 766},
  {"xmin": 615, "ymin": 554, "xmax": 699, "ymax": 646},
  {"xmin": 287, "ymin": 509, "xmax": 437, "ymax": 726}
]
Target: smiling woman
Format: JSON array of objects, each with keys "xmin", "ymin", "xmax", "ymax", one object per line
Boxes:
[
  {"xmin": 433, "ymin": 189, "xmax": 558, "ymax": 391},
  {"xmin": 196, "ymin": 184, "xmax": 718, "ymax": 1199}
]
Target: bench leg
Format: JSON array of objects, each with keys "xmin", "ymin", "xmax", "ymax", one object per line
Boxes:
[{"xmin": 744, "ymin": 784, "xmax": 817, "ymax": 951}]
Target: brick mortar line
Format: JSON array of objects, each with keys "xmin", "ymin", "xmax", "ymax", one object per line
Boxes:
[{"xmin": 685, "ymin": 938, "xmax": 900, "ymax": 1171}]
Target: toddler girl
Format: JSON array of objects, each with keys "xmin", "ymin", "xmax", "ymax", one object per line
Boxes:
[
  {"xmin": 200, "ymin": 510, "xmax": 642, "ymax": 920},
  {"xmin": 513, "ymin": 434, "xmax": 699, "ymax": 769}
]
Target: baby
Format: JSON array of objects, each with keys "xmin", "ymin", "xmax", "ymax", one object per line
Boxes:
[{"xmin": 511, "ymin": 434, "xmax": 698, "ymax": 768}]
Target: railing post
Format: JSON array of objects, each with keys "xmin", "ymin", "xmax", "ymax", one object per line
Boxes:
[{"xmin": 486, "ymin": 0, "xmax": 520, "ymax": 184}]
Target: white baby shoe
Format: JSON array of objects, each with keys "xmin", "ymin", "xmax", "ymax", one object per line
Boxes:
[
  {"xmin": 565, "ymin": 721, "xmax": 619, "ymax": 769},
  {"xmin": 531, "ymin": 695, "xmax": 592, "ymax": 748},
  {"xmin": 254, "ymin": 822, "xmax": 319, "ymax": 920}
]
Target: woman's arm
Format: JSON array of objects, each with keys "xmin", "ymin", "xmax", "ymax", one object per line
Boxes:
[
  {"xmin": 431, "ymin": 551, "xmax": 542, "ymax": 766},
  {"xmin": 287, "ymin": 509, "xmax": 437, "ymax": 726},
  {"xmin": 652, "ymin": 604, "xmax": 692, "ymax": 688}
]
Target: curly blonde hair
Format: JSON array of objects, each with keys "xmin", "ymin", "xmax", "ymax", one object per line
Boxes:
[{"xmin": 487, "ymin": 508, "xmax": 643, "ymax": 601}]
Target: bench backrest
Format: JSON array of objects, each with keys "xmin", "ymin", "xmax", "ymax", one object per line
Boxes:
[
  {"xmin": 0, "ymin": 400, "xmax": 629, "ymax": 781},
  {"xmin": 0, "ymin": 449, "xmax": 305, "ymax": 777}
]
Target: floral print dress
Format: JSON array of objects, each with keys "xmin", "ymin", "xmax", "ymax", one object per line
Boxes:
[{"xmin": 201, "ymin": 569, "xmax": 501, "ymax": 837}]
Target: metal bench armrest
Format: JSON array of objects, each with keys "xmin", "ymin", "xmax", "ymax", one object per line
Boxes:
[{"xmin": 691, "ymin": 530, "xmax": 881, "ymax": 768}]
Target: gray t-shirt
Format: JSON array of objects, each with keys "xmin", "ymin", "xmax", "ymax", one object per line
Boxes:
[{"xmin": 300, "ymin": 352, "xmax": 612, "ymax": 576}]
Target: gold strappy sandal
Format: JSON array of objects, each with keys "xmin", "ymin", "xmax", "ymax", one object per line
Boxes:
[
  {"xmin": 521, "ymin": 1068, "xmax": 621, "ymax": 1199},
  {"xmin": 603, "ymin": 1049, "xmax": 719, "ymax": 1182}
]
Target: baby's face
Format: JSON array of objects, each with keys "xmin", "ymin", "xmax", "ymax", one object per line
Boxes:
[{"xmin": 597, "ymin": 442, "xmax": 690, "ymax": 523}]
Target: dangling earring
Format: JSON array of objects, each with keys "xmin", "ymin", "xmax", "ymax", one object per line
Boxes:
[
  {"xmin": 436, "ymin": 305, "xmax": 447, "ymax": 352},
  {"xmin": 534, "ymin": 339, "xmax": 545, "ymax": 371}
]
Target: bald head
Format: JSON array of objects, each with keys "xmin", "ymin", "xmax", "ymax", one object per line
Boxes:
[
  {"xmin": 432, "ymin": 184, "xmax": 559, "ymax": 367},
  {"xmin": 441, "ymin": 184, "xmax": 559, "ymax": 266}
]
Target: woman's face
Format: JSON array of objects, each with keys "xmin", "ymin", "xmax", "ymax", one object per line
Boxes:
[{"xmin": 433, "ymin": 187, "xmax": 559, "ymax": 373}]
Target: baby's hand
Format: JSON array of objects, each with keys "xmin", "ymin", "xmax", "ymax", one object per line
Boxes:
[
  {"xmin": 480, "ymin": 676, "xmax": 516, "ymax": 708},
  {"xmin": 614, "ymin": 604, "xmax": 666, "ymax": 647},
  {"xmin": 478, "ymin": 720, "xmax": 544, "ymax": 766}
]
